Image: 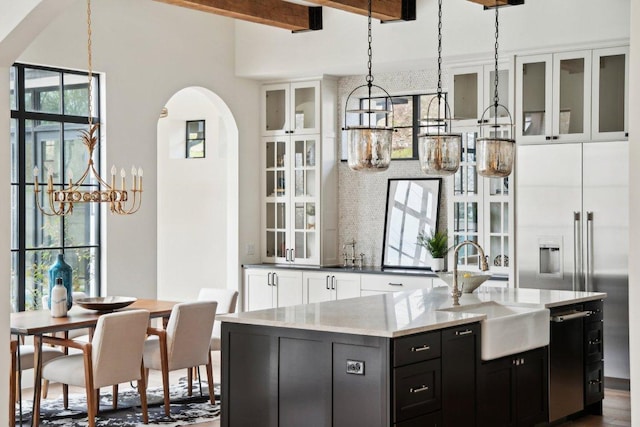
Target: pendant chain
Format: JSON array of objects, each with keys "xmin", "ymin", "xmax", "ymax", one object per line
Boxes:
[
  {"xmin": 366, "ymin": 0, "xmax": 373, "ymax": 87},
  {"xmin": 437, "ymin": 0, "xmax": 443, "ymax": 96},
  {"xmin": 87, "ymin": 0, "xmax": 94, "ymax": 125},
  {"xmin": 493, "ymin": 6, "xmax": 499, "ymax": 108}
]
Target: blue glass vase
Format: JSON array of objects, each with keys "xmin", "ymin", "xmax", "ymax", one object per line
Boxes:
[{"xmin": 48, "ymin": 253, "xmax": 73, "ymax": 310}]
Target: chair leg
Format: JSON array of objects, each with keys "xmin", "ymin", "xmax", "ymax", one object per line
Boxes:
[
  {"xmin": 42, "ymin": 379, "xmax": 50, "ymax": 398},
  {"xmin": 63, "ymin": 384, "xmax": 69, "ymax": 409},
  {"xmin": 187, "ymin": 367, "xmax": 193, "ymax": 396},
  {"xmin": 83, "ymin": 349, "xmax": 96, "ymax": 427},
  {"xmin": 205, "ymin": 351, "xmax": 215, "ymax": 404},
  {"xmin": 9, "ymin": 342, "xmax": 16, "ymax": 427},
  {"xmin": 159, "ymin": 339, "xmax": 171, "ymax": 417},
  {"xmin": 95, "ymin": 388, "xmax": 100, "ymax": 415},
  {"xmin": 139, "ymin": 363, "xmax": 149, "ymax": 424},
  {"xmin": 112, "ymin": 384, "xmax": 118, "ymax": 410}
]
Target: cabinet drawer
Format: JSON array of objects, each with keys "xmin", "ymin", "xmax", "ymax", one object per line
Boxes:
[
  {"xmin": 394, "ymin": 359, "xmax": 441, "ymax": 423},
  {"xmin": 584, "ymin": 300, "xmax": 604, "ymax": 323},
  {"xmin": 360, "ymin": 274, "xmax": 432, "ymax": 293},
  {"xmin": 585, "ymin": 321, "xmax": 603, "ymax": 364},
  {"xmin": 395, "ymin": 411, "xmax": 441, "ymax": 427},
  {"xmin": 394, "ymin": 331, "xmax": 441, "ymax": 367},
  {"xmin": 585, "ymin": 361, "xmax": 604, "ymax": 405}
]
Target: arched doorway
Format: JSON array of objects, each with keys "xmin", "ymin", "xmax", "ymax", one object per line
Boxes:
[{"xmin": 156, "ymin": 87, "xmax": 239, "ymax": 300}]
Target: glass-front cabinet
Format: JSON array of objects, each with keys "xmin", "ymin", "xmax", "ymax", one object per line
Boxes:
[
  {"xmin": 448, "ymin": 129, "xmax": 513, "ymax": 276},
  {"xmin": 261, "ymin": 81, "xmax": 320, "ymax": 136},
  {"xmin": 591, "ymin": 46, "xmax": 629, "ymax": 141},
  {"xmin": 260, "ymin": 78, "xmax": 338, "ymax": 267}
]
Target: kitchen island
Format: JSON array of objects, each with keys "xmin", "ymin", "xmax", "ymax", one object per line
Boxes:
[{"xmin": 220, "ymin": 287, "xmax": 606, "ymax": 427}]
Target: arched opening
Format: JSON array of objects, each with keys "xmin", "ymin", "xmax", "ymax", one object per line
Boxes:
[{"xmin": 156, "ymin": 87, "xmax": 239, "ymax": 299}]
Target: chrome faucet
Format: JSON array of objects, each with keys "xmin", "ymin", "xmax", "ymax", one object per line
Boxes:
[{"xmin": 452, "ymin": 240, "xmax": 490, "ymax": 306}]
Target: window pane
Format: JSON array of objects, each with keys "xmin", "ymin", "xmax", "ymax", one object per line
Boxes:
[
  {"xmin": 11, "ymin": 252, "xmax": 18, "ymax": 312},
  {"xmin": 64, "ymin": 202, "xmax": 99, "ymax": 247},
  {"xmin": 392, "ymin": 96, "xmax": 412, "ymax": 126},
  {"xmin": 65, "ymin": 123, "xmax": 98, "ymax": 185},
  {"xmin": 10, "ymin": 118, "xmax": 17, "ymax": 183},
  {"xmin": 25, "ymin": 249, "xmax": 57, "ymax": 311},
  {"xmin": 66, "ymin": 247, "xmax": 98, "ymax": 294},
  {"xmin": 10, "ymin": 66, "xmax": 16, "ymax": 110},
  {"xmin": 25, "ymin": 68, "xmax": 61, "ymax": 114},
  {"xmin": 63, "ymin": 72, "xmax": 96, "ymax": 116},
  {"xmin": 393, "ymin": 127, "xmax": 413, "ymax": 159},
  {"xmin": 420, "ymin": 94, "xmax": 446, "ymax": 121},
  {"xmin": 11, "ymin": 185, "xmax": 18, "ymax": 250},
  {"xmin": 26, "ymin": 185, "xmax": 62, "ymax": 249},
  {"xmin": 26, "ymin": 120, "xmax": 62, "ymax": 185}
]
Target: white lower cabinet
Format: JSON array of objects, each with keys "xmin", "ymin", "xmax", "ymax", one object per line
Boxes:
[
  {"xmin": 360, "ymin": 274, "xmax": 433, "ymax": 295},
  {"xmin": 302, "ymin": 272, "xmax": 360, "ymax": 303},
  {"xmin": 244, "ymin": 268, "xmax": 303, "ymax": 311}
]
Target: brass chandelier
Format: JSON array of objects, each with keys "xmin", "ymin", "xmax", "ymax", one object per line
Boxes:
[{"xmin": 34, "ymin": 0, "xmax": 143, "ymax": 216}]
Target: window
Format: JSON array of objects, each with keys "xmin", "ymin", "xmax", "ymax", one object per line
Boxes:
[
  {"xmin": 186, "ymin": 120, "xmax": 205, "ymax": 158},
  {"xmin": 10, "ymin": 63, "xmax": 101, "ymax": 311},
  {"xmin": 343, "ymin": 92, "xmax": 448, "ymax": 160}
]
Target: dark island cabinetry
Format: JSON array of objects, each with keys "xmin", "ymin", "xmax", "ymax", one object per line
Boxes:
[{"xmin": 477, "ymin": 346, "xmax": 549, "ymax": 427}]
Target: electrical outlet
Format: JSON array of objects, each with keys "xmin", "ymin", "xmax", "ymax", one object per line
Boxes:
[
  {"xmin": 246, "ymin": 243, "xmax": 255, "ymax": 255},
  {"xmin": 346, "ymin": 360, "xmax": 364, "ymax": 375}
]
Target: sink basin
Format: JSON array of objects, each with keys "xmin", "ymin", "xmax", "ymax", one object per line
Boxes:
[
  {"xmin": 435, "ymin": 271, "xmax": 491, "ymax": 293},
  {"xmin": 439, "ymin": 301, "xmax": 550, "ymax": 360}
]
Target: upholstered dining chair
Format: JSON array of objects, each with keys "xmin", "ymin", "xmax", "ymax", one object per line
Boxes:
[
  {"xmin": 9, "ymin": 340, "xmax": 65, "ymax": 427},
  {"xmin": 38, "ymin": 309, "xmax": 151, "ymax": 427},
  {"xmin": 143, "ymin": 301, "xmax": 217, "ymax": 416},
  {"xmin": 187, "ymin": 288, "xmax": 239, "ymax": 395}
]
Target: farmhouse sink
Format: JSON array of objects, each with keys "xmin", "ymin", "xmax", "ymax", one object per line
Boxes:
[{"xmin": 439, "ymin": 301, "xmax": 550, "ymax": 360}]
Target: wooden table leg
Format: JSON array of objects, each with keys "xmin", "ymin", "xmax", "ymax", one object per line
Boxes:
[{"xmin": 31, "ymin": 335, "xmax": 43, "ymax": 427}]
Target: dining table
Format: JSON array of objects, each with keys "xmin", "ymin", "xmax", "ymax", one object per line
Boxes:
[{"xmin": 10, "ymin": 298, "xmax": 179, "ymax": 427}]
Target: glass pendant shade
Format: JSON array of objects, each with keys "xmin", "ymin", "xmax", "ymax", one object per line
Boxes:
[
  {"xmin": 476, "ymin": 136, "xmax": 515, "ymax": 178},
  {"xmin": 417, "ymin": 133, "xmax": 461, "ymax": 175},
  {"xmin": 346, "ymin": 126, "xmax": 393, "ymax": 171}
]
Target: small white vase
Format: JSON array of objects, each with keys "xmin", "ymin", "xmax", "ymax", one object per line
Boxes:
[{"xmin": 430, "ymin": 258, "xmax": 445, "ymax": 272}]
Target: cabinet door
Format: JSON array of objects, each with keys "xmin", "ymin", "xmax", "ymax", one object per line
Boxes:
[
  {"xmin": 516, "ymin": 54, "xmax": 553, "ymax": 143},
  {"xmin": 289, "ymin": 136, "xmax": 320, "ymax": 265},
  {"xmin": 290, "ymin": 81, "xmax": 320, "ymax": 135},
  {"xmin": 303, "ymin": 272, "xmax": 333, "ymax": 303},
  {"xmin": 515, "ymin": 348, "xmax": 548, "ymax": 426},
  {"xmin": 451, "ymin": 66, "xmax": 483, "ymax": 127},
  {"xmin": 274, "ymin": 269, "xmax": 303, "ymax": 307},
  {"xmin": 591, "ymin": 46, "xmax": 628, "ymax": 141},
  {"xmin": 263, "ymin": 136, "xmax": 290, "ymax": 263},
  {"xmin": 442, "ymin": 324, "xmax": 480, "ymax": 427},
  {"xmin": 245, "ymin": 269, "xmax": 274, "ymax": 311},
  {"xmin": 477, "ymin": 356, "xmax": 515, "ymax": 427},
  {"xmin": 333, "ymin": 273, "xmax": 361, "ymax": 300},
  {"xmin": 552, "ymin": 50, "xmax": 591, "ymax": 142},
  {"xmin": 262, "ymin": 83, "xmax": 290, "ymax": 136}
]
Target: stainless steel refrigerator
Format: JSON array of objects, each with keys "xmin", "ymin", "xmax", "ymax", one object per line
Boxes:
[{"xmin": 516, "ymin": 141, "xmax": 629, "ymax": 382}]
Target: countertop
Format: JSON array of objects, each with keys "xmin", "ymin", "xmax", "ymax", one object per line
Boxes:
[{"xmin": 220, "ymin": 287, "xmax": 606, "ymax": 338}]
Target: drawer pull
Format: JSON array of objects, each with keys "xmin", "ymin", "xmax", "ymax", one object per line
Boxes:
[
  {"xmin": 410, "ymin": 344, "xmax": 431, "ymax": 352},
  {"xmin": 551, "ymin": 310, "xmax": 592, "ymax": 322},
  {"xmin": 410, "ymin": 385, "xmax": 430, "ymax": 393},
  {"xmin": 588, "ymin": 379, "xmax": 602, "ymax": 385},
  {"xmin": 456, "ymin": 329, "xmax": 473, "ymax": 336},
  {"xmin": 388, "ymin": 282, "xmax": 404, "ymax": 286},
  {"xmin": 589, "ymin": 339, "xmax": 602, "ymax": 345}
]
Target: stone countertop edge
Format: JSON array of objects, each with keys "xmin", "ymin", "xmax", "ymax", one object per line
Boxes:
[
  {"xmin": 241, "ymin": 263, "xmax": 509, "ymax": 281},
  {"xmin": 220, "ymin": 288, "xmax": 607, "ymax": 338}
]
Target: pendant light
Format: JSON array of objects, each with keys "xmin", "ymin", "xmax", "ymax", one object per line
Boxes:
[
  {"xmin": 417, "ymin": 0, "xmax": 461, "ymax": 176},
  {"xmin": 476, "ymin": 5, "xmax": 515, "ymax": 178},
  {"xmin": 344, "ymin": 0, "xmax": 394, "ymax": 172}
]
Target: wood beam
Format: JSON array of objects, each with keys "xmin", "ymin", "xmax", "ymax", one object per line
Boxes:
[
  {"xmin": 466, "ymin": 0, "xmax": 524, "ymax": 8},
  {"xmin": 154, "ymin": 0, "xmax": 323, "ymax": 32},
  {"xmin": 304, "ymin": 0, "xmax": 415, "ymax": 22}
]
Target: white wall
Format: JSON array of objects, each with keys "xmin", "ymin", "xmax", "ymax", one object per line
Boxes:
[
  {"xmin": 157, "ymin": 87, "xmax": 234, "ymax": 301},
  {"xmin": 16, "ymin": 0, "xmax": 260, "ymax": 299},
  {"xmin": 235, "ymin": 0, "xmax": 630, "ymax": 79}
]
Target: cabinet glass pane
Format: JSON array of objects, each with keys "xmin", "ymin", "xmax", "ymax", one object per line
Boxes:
[
  {"xmin": 559, "ymin": 58, "xmax": 585, "ymax": 134},
  {"xmin": 489, "ymin": 177, "xmax": 509, "ymax": 196},
  {"xmin": 455, "ymin": 234, "xmax": 478, "ymax": 266},
  {"xmin": 522, "ymin": 62, "xmax": 546, "ymax": 136},
  {"xmin": 454, "ymin": 73, "xmax": 478, "ymax": 120},
  {"xmin": 266, "ymin": 171, "xmax": 275, "ymax": 197},
  {"xmin": 295, "ymin": 203, "xmax": 304, "ymax": 229},
  {"xmin": 490, "ymin": 202, "xmax": 501, "ymax": 233},
  {"xmin": 306, "ymin": 203, "xmax": 316, "ymax": 229},
  {"xmin": 266, "ymin": 203, "xmax": 275, "ymax": 228},
  {"xmin": 598, "ymin": 54, "xmax": 626, "ymax": 133},
  {"xmin": 266, "ymin": 231, "xmax": 275, "ymax": 258},
  {"xmin": 454, "ymin": 202, "xmax": 478, "ymax": 233},
  {"xmin": 277, "ymin": 202, "xmax": 286, "ymax": 229},
  {"xmin": 266, "ymin": 141, "xmax": 275, "ymax": 169},
  {"xmin": 503, "ymin": 203, "xmax": 509, "ymax": 233},
  {"xmin": 490, "ymin": 236, "xmax": 508, "ymax": 267},
  {"xmin": 306, "ymin": 140, "xmax": 316, "ymax": 166},
  {"xmin": 488, "ymin": 70, "xmax": 509, "ymax": 118},
  {"xmin": 276, "ymin": 170, "xmax": 286, "ymax": 197},
  {"xmin": 266, "ymin": 89, "xmax": 286, "ymax": 132},
  {"xmin": 306, "ymin": 170, "xmax": 316, "ymax": 198},
  {"xmin": 277, "ymin": 231, "xmax": 286, "ymax": 257},
  {"xmin": 294, "ymin": 87, "xmax": 316, "ymax": 131}
]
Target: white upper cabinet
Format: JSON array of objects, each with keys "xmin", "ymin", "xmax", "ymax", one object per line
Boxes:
[
  {"xmin": 591, "ymin": 46, "xmax": 629, "ymax": 141},
  {"xmin": 261, "ymin": 81, "xmax": 320, "ymax": 136},
  {"xmin": 450, "ymin": 62, "xmax": 513, "ymax": 128}
]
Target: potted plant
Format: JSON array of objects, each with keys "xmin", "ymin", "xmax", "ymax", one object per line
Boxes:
[{"xmin": 417, "ymin": 230, "xmax": 449, "ymax": 271}]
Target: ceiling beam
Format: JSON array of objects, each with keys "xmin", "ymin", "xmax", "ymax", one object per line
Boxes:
[
  {"xmin": 304, "ymin": 0, "xmax": 415, "ymax": 22},
  {"xmin": 154, "ymin": 0, "xmax": 323, "ymax": 32},
  {"xmin": 466, "ymin": 0, "xmax": 524, "ymax": 8}
]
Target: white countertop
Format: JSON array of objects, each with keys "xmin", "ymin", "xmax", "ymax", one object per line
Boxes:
[{"xmin": 220, "ymin": 287, "xmax": 606, "ymax": 338}]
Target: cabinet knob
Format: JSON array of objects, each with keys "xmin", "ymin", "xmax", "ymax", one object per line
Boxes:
[{"xmin": 545, "ymin": 136, "xmax": 552, "ymax": 141}]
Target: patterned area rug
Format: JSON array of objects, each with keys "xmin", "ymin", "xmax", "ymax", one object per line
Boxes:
[{"xmin": 16, "ymin": 379, "xmax": 220, "ymax": 426}]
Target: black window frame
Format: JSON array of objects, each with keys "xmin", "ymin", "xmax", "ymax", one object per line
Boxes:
[
  {"xmin": 185, "ymin": 119, "xmax": 206, "ymax": 159},
  {"xmin": 10, "ymin": 63, "xmax": 102, "ymax": 312}
]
